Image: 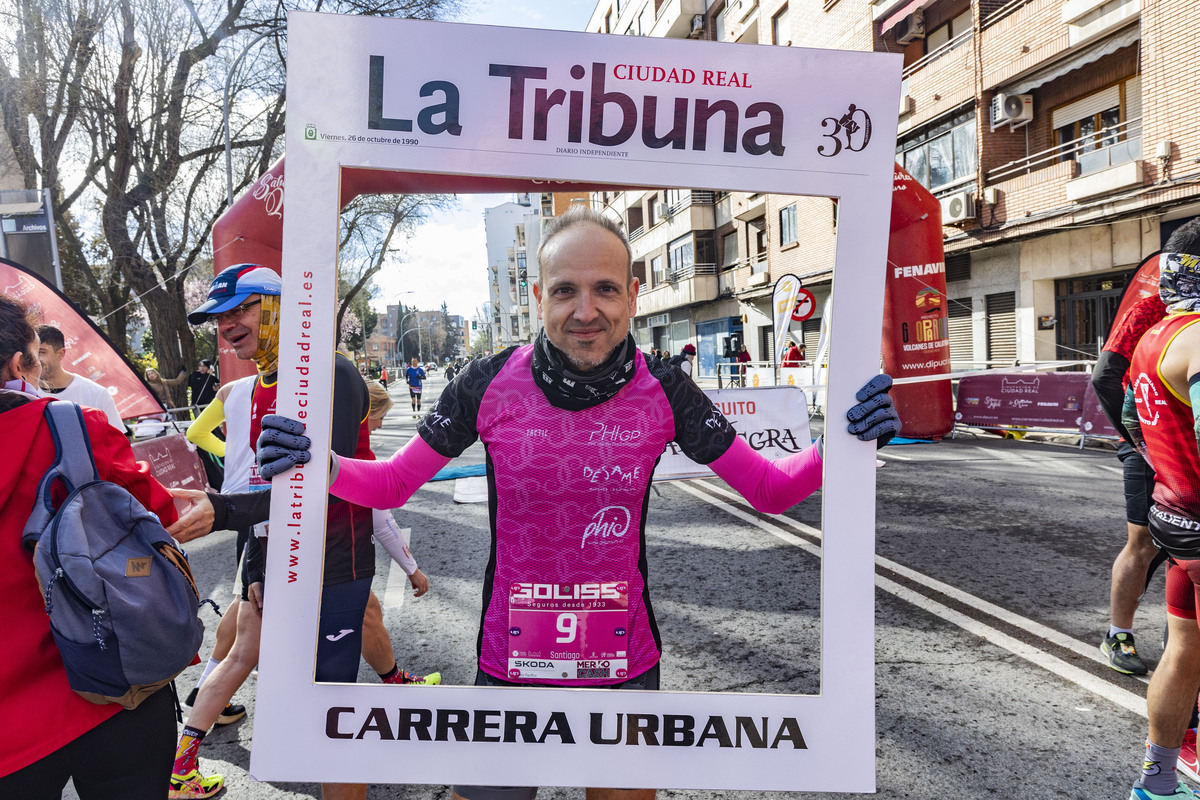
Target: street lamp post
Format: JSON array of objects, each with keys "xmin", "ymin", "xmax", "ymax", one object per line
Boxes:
[
  {"xmin": 399, "ymin": 311, "xmax": 423, "ymax": 366},
  {"xmin": 223, "ymin": 23, "xmax": 286, "ymax": 209}
]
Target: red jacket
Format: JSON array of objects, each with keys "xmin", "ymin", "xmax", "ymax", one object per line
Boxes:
[{"xmin": 0, "ymin": 395, "xmax": 178, "ymax": 777}]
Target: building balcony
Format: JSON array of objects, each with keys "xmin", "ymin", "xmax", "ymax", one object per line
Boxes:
[
  {"xmin": 721, "ymin": 0, "xmax": 759, "ymax": 43},
  {"xmin": 986, "ymin": 117, "xmax": 1143, "ymax": 216},
  {"xmin": 636, "ymin": 264, "xmax": 718, "ymax": 316},
  {"xmin": 731, "ymin": 192, "xmax": 766, "ymax": 222},
  {"xmin": 648, "ymin": 0, "xmax": 707, "ymax": 39},
  {"xmin": 628, "ymin": 195, "xmax": 717, "ymax": 261},
  {"xmin": 898, "ymin": 30, "xmax": 975, "ymax": 131},
  {"xmin": 980, "ymin": 0, "xmax": 1072, "ymax": 91}
]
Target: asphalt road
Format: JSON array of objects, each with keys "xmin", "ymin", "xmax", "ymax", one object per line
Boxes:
[{"xmin": 97, "ymin": 375, "xmax": 1160, "ymax": 799}]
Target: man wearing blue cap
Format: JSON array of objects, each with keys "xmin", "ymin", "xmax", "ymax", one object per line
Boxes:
[{"xmin": 171, "ymin": 264, "xmax": 376, "ymax": 800}]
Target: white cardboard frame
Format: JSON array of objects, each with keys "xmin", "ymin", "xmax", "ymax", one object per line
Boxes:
[{"xmin": 259, "ymin": 12, "xmax": 899, "ymax": 792}]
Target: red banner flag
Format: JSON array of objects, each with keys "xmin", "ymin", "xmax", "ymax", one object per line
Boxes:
[{"xmin": 0, "ymin": 256, "xmax": 165, "ymax": 421}]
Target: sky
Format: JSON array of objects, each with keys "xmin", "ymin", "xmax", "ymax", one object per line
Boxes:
[{"xmin": 368, "ymin": 0, "xmax": 597, "ymax": 323}]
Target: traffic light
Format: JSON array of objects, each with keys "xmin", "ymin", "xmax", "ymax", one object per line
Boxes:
[
  {"xmin": 519, "ymin": 270, "xmax": 527, "ymax": 289},
  {"xmin": 472, "ymin": 320, "xmax": 477, "ymax": 330}
]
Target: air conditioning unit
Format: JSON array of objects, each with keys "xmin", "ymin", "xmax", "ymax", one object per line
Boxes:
[
  {"xmin": 940, "ymin": 191, "xmax": 977, "ymax": 224},
  {"xmin": 894, "ymin": 10, "xmax": 925, "ymax": 44},
  {"xmin": 991, "ymin": 92, "xmax": 1033, "ymax": 130},
  {"xmin": 689, "ymin": 14, "xmax": 705, "ymax": 37},
  {"xmin": 657, "ymin": 202, "xmax": 671, "ymax": 218}
]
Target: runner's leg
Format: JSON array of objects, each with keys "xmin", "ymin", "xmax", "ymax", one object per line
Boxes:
[{"xmin": 361, "ymin": 590, "xmax": 397, "ymax": 676}]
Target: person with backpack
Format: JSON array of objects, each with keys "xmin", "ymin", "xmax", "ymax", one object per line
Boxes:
[
  {"xmin": 667, "ymin": 343, "xmax": 696, "ymax": 378},
  {"xmin": 0, "ymin": 293, "xmax": 182, "ymax": 799}
]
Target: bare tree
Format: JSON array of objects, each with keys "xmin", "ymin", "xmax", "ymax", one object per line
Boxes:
[
  {"xmin": 0, "ymin": 0, "xmax": 464, "ymax": 367},
  {"xmin": 336, "ymin": 192, "xmax": 454, "ymax": 342}
]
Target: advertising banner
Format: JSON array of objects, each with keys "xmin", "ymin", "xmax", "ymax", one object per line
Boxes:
[
  {"xmin": 1079, "ymin": 378, "xmax": 1120, "ymax": 438},
  {"xmin": 954, "ymin": 372, "xmax": 1090, "ymax": 429},
  {"xmin": 881, "ymin": 164, "xmax": 953, "ymax": 438},
  {"xmin": 655, "ymin": 387, "xmax": 812, "ymax": 480},
  {"xmin": 0, "ymin": 256, "xmax": 165, "ymax": 420},
  {"xmin": 258, "ymin": 11, "xmax": 901, "ymax": 793},
  {"xmin": 130, "ymin": 434, "xmax": 210, "ymax": 514},
  {"xmin": 771, "ymin": 273, "xmax": 801, "ymax": 363}
]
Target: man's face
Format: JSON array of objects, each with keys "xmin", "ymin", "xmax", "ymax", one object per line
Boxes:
[
  {"xmin": 533, "ymin": 224, "xmax": 638, "ymax": 371},
  {"xmin": 38, "ymin": 341, "xmax": 63, "ymax": 375},
  {"xmin": 410, "ymin": 358, "xmax": 418, "ymax": 368},
  {"xmin": 216, "ymin": 294, "xmax": 263, "ymax": 361}
]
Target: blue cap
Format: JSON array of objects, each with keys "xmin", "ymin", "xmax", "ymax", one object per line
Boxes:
[{"xmin": 188, "ymin": 264, "xmax": 282, "ymax": 324}]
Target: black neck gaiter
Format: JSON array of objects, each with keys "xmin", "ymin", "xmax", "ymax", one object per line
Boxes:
[{"xmin": 531, "ymin": 332, "xmax": 638, "ymax": 411}]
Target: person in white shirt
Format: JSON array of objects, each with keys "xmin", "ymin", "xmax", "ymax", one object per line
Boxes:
[{"xmin": 37, "ymin": 325, "xmax": 126, "ymax": 433}]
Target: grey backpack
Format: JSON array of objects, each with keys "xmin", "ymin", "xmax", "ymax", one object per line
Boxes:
[{"xmin": 21, "ymin": 401, "xmax": 207, "ymax": 708}]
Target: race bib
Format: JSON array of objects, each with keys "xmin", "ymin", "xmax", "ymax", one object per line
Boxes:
[
  {"xmin": 507, "ymin": 581, "xmax": 629, "ymax": 681},
  {"xmin": 249, "ymin": 462, "xmax": 270, "ymax": 538}
]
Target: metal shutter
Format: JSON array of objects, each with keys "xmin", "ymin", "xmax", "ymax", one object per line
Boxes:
[
  {"xmin": 802, "ymin": 318, "xmax": 823, "ymax": 361},
  {"xmin": 985, "ymin": 291, "xmax": 1017, "ymax": 365},
  {"xmin": 760, "ymin": 325, "xmax": 775, "ymax": 364},
  {"xmin": 1052, "ymin": 85, "xmax": 1120, "ymax": 130},
  {"xmin": 947, "ymin": 297, "xmax": 973, "ymax": 365}
]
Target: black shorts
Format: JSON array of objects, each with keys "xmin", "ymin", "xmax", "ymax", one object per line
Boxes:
[{"xmin": 1118, "ymin": 442, "xmax": 1156, "ymax": 526}]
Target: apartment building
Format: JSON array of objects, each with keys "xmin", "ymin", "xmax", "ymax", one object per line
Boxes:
[
  {"xmin": 482, "ymin": 191, "xmax": 591, "ymax": 350},
  {"xmin": 586, "ymin": 0, "xmax": 1200, "ymax": 374}
]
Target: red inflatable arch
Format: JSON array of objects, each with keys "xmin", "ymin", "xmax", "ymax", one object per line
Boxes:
[{"xmin": 212, "ymin": 159, "xmax": 954, "ymax": 437}]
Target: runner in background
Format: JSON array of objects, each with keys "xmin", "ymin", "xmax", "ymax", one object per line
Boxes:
[
  {"xmin": 405, "ymin": 356, "xmax": 426, "ymax": 417},
  {"xmin": 1124, "ymin": 230, "xmax": 1200, "ymax": 800},
  {"xmin": 182, "ymin": 375, "xmax": 258, "ymax": 730},
  {"xmin": 1092, "ymin": 282, "xmax": 1166, "ymax": 675}
]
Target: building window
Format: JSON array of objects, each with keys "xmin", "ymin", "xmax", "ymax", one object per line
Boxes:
[
  {"xmin": 665, "ymin": 188, "xmax": 687, "ymax": 210},
  {"xmin": 668, "ymin": 234, "xmax": 694, "ymax": 276},
  {"xmin": 722, "ymin": 231, "xmax": 739, "ymax": 267},
  {"xmin": 651, "ymin": 255, "xmax": 665, "ymax": 286},
  {"xmin": 779, "ymin": 204, "xmax": 797, "ymax": 246},
  {"xmin": 772, "ymin": 5, "xmax": 790, "ymax": 45},
  {"xmin": 646, "ymin": 195, "xmax": 659, "ymax": 227},
  {"xmin": 924, "ymin": 7, "xmax": 972, "ymax": 55},
  {"xmin": 898, "ymin": 108, "xmax": 977, "ymax": 192},
  {"xmin": 715, "ymin": 5, "xmax": 726, "ymax": 40},
  {"xmin": 1052, "ymin": 76, "xmax": 1141, "ymax": 175}
]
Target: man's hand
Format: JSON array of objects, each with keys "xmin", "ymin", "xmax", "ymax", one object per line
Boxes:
[
  {"xmin": 846, "ymin": 374, "xmax": 901, "ymax": 448},
  {"xmin": 409, "ymin": 569, "xmax": 429, "ymax": 597},
  {"xmin": 257, "ymin": 414, "xmax": 312, "ymax": 479},
  {"xmin": 248, "ymin": 582, "xmax": 265, "ymax": 612},
  {"xmin": 166, "ymin": 488, "xmax": 216, "ymax": 542}
]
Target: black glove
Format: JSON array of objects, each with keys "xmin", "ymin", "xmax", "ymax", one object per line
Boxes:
[
  {"xmin": 256, "ymin": 414, "xmax": 313, "ymax": 480},
  {"xmin": 846, "ymin": 374, "xmax": 901, "ymax": 449}
]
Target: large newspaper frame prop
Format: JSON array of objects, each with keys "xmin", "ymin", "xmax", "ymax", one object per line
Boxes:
[{"xmin": 261, "ymin": 12, "xmax": 899, "ymax": 792}]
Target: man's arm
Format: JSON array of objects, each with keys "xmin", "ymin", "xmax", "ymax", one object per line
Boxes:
[
  {"xmin": 185, "ymin": 394, "xmax": 227, "ymax": 457},
  {"xmin": 1091, "ymin": 350, "xmax": 1134, "ymax": 443}
]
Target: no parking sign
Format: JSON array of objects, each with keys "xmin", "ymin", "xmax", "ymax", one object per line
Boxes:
[{"xmin": 792, "ymin": 288, "xmax": 817, "ymax": 322}]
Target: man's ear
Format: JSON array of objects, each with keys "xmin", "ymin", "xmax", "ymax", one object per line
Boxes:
[
  {"xmin": 628, "ymin": 277, "xmax": 640, "ymax": 318},
  {"xmin": 532, "ymin": 282, "xmax": 544, "ymax": 321}
]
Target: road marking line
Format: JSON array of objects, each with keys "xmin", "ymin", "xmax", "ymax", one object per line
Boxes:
[{"xmin": 676, "ymin": 480, "xmax": 1150, "ymax": 717}]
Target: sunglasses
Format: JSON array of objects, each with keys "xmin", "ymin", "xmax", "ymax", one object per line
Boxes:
[{"xmin": 213, "ymin": 299, "xmax": 261, "ymax": 324}]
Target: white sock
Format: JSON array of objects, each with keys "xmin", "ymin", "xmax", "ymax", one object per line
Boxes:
[
  {"xmin": 1109, "ymin": 625, "xmax": 1134, "ymax": 638},
  {"xmin": 196, "ymin": 657, "xmax": 222, "ymax": 691}
]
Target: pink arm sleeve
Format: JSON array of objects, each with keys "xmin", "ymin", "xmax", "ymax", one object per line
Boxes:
[
  {"xmin": 330, "ymin": 434, "xmax": 452, "ymax": 509},
  {"xmin": 708, "ymin": 435, "xmax": 824, "ymax": 514}
]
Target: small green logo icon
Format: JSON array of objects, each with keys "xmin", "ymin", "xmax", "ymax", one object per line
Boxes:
[{"xmin": 304, "ymin": 124, "xmax": 317, "ymax": 140}]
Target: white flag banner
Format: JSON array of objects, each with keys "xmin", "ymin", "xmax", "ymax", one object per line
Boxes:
[
  {"xmin": 655, "ymin": 387, "xmax": 812, "ymax": 481},
  {"xmin": 771, "ymin": 273, "xmax": 802, "ymax": 364}
]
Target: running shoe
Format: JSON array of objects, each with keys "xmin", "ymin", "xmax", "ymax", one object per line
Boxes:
[
  {"xmin": 1131, "ymin": 779, "xmax": 1200, "ymax": 799},
  {"xmin": 169, "ymin": 769, "xmax": 225, "ymax": 799},
  {"xmin": 182, "ymin": 687, "xmax": 247, "ymax": 726},
  {"xmin": 1103, "ymin": 631, "xmax": 1149, "ymax": 675},
  {"xmin": 383, "ymin": 669, "xmax": 442, "ymax": 685},
  {"xmin": 1180, "ymin": 729, "xmax": 1200, "ymax": 784}
]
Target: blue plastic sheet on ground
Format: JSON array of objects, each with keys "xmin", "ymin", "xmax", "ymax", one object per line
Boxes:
[
  {"xmin": 431, "ymin": 463, "xmax": 488, "ymax": 481},
  {"xmin": 889, "ymin": 437, "xmax": 935, "ymax": 445}
]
